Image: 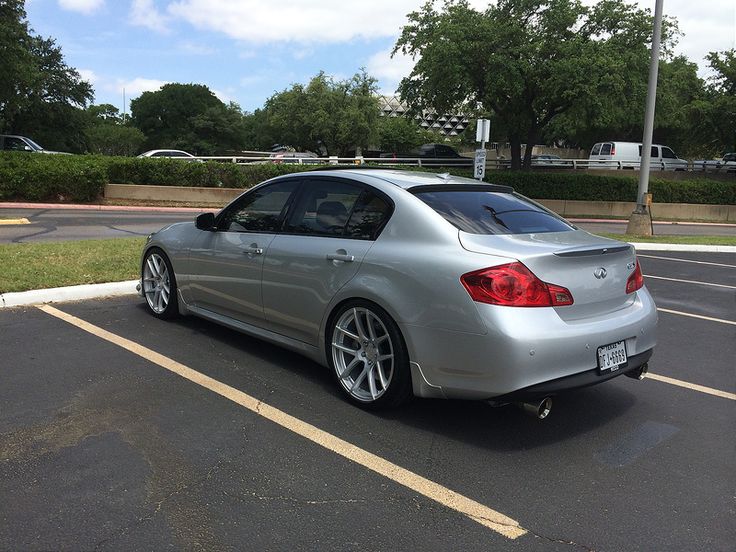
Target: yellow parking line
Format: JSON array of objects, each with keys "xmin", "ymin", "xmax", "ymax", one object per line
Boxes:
[
  {"xmin": 657, "ymin": 307, "xmax": 736, "ymax": 326},
  {"xmin": 648, "ymin": 373, "xmax": 736, "ymax": 401},
  {"xmin": 0, "ymin": 218, "xmax": 30, "ymax": 225},
  {"xmin": 37, "ymin": 304, "xmax": 526, "ymax": 540}
]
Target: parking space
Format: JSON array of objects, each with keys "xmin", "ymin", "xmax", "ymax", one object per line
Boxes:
[{"xmin": 1, "ymin": 251, "xmax": 734, "ymax": 551}]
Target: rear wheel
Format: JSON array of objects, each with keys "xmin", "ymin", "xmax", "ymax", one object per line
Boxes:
[
  {"xmin": 327, "ymin": 301, "xmax": 411, "ymax": 409},
  {"xmin": 142, "ymin": 248, "xmax": 178, "ymax": 319}
]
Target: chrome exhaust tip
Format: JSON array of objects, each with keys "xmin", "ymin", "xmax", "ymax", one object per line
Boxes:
[
  {"xmin": 626, "ymin": 363, "xmax": 648, "ymax": 380},
  {"xmin": 518, "ymin": 397, "xmax": 553, "ymax": 419}
]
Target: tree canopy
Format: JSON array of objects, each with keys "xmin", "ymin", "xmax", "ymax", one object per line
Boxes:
[
  {"xmin": 0, "ymin": 0, "xmax": 93, "ymax": 152},
  {"xmin": 394, "ymin": 0, "xmax": 679, "ymax": 168},
  {"xmin": 255, "ymin": 71, "xmax": 381, "ymax": 156},
  {"xmin": 130, "ymin": 83, "xmax": 245, "ymax": 155}
]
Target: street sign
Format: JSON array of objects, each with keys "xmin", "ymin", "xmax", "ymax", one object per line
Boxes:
[
  {"xmin": 476, "ymin": 119, "xmax": 490, "ymax": 143},
  {"xmin": 474, "ymin": 149, "xmax": 487, "ymax": 180}
]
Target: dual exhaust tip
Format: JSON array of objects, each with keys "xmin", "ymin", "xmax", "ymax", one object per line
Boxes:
[{"xmin": 515, "ymin": 363, "xmax": 649, "ymax": 420}]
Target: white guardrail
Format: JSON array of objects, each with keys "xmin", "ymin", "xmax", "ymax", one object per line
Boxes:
[{"xmin": 191, "ymin": 155, "xmax": 728, "ymax": 172}]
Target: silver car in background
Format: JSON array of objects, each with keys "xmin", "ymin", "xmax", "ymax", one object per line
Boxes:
[{"xmin": 139, "ymin": 169, "xmax": 656, "ymax": 416}]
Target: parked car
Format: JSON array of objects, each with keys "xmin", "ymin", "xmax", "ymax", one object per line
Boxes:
[
  {"xmin": 137, "ymin": 149, "xmax": 201, "ymax": 161},
  {"xmin": 531, "ymin": 154, "xmax": 563, "ymax": 167},
  {"xmin": 269, "ymin": 150, "xmax": 320, "ymax": 164},
  {"xmin": 380, "ymin": 143, "xmax": 473, "ymax": 167},
  {"xmin": 0, "ymin": 134, "xmax": 69, "ymax": 154},
  {"xmin": 588, "ymin": 141, "xmax": 688, "ymax": 170},
  {"xmin": 138, "ymin": 169, "xmax": 656, "ymax": 417},
  {"xmin": 693, "ymin": 153, "xmax": 736, "ymax": 173}
]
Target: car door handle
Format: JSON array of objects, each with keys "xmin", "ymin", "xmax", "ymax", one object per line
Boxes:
[
  {"xmin": 326, "ymin": 253, "xmax": 354, "ymax": 262},
  {"xmin": 244, "ymin": 246, "xmax": 263, "ymax": 255}
]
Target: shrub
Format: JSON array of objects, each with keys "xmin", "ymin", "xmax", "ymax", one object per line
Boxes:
[
  {"xmin": 1, "ymin": 153, "xmax": 733, "ymax": 205},
  {"xmin": 0, "ymin": 152, "xmax": 106, "ymax": 202}
]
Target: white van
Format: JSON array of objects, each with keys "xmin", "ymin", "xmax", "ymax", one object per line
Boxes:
[{"xmin": 588, "ymin": 141, "xmax": 688, "ymax": 171}]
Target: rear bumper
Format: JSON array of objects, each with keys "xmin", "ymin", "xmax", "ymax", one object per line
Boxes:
[
  {"xmin": 403, "ymin": 288, "xmax": 658, "ymax": 400},
  {"xmin": 492, "ymin": 349, "xmax": 653, "ymax": 401}
]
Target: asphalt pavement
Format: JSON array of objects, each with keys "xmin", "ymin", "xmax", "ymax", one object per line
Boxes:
[
  {"xmin": 1, "ymin": 251, "xmax": 734, "ymax": 551},
  {"xmin": 1, "ymin": 205, "xmax": 736, "ymax": 243}
]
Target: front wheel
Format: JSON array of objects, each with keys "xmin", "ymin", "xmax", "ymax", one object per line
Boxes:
[
  {"xmin": 327, "ymin": 301, "xmax": 411, "ymax": 409},
  {"xmin": 142, "ymin": 247, "xmax": 179, "ymax": 319}
]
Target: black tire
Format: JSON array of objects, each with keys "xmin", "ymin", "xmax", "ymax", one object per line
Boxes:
[
  {"xmin": 326, "ymin": 300, "xmax": 412, "ymax": 409},
  {"xmin": 141, "ymin": 247, "xmax": 179, "ymax": 320}
]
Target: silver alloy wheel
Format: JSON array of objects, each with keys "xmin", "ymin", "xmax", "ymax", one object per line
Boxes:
[
  {"xmin": 331, "ymin": 307, "xmax": 395, "ymax": 402},
  {"xmin": 142, "ymin": 252, "xmax": 171, "ymax": 314}
]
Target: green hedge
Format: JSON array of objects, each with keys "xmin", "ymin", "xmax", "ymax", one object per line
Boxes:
[
  {"xmin": 0, "ymin": 152, "xmax": 734, "ymax": 205},
  {"xmin": 0, "ymin": 153, "xmax": 106, "ymax": 202}
]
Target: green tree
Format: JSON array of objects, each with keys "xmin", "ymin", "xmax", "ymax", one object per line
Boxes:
[
  {"xmin": 130, "ymin": 83, "xmax": 245, "ymax": 154},
  {"xmin": 394, "ymin": 0, "xmax": 678, "ymax": 169},
  {"xmin": 0, "ymin": 2, "xmax": 93, "ymax": 152},
  {"xmin": 263, "ymin": 70, "xmax": 381, "ymax": 156},
  {"xmin": 687, "ymin": 50, "xmax": 736, "ymax": 156},
  {"xmin": 84, "ymin": 104, "xmax": 145, "ymax": 156}
]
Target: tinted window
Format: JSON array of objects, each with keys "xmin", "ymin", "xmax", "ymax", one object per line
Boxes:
[
  {"xmin": 661, "ymin": 147, "xmax": 676, "ymax": 159},
  {"xmin": 435, "ymin": 145, "xmax": 455, "ymax": 157},
  {"xmin": 591, "ymin": 144, "xmax": 602, "ymax": 155},
  {"xmin": 600, "ymin": 143, "xmax": 612, "ymax": 155},
  {"xmin": 286, "ymin": 179, "xmax": 363, "ymax": 237},
  {"xmin": 637, "ymin": 146, "xmax": 658, "ymax": 157},
  {"xmin": 219, "ymin": 180, "xmax": 299, "ymax": 232},
  {"xmin": 4, "ymin": 137, "xmax": 29, "ymax": 151},
  {"xmin": 414, "ymin": 190, "xmax": 573, "ymax": 235},
  {"xmin": 346, "ymin": 191, "xmax": 392, "ymax": 240}
]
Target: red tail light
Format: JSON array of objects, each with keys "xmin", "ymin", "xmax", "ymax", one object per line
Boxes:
[
  {"xmin": 461, "ymin": 262, "xmax": 574, "ymax": 307},
  {"xmin": 626, "ymin": 259, "xmax": 644, "ymax": 293},
  {"xmin": 610, "ymin": 144, "xmax": 616, "ymax": 155}
]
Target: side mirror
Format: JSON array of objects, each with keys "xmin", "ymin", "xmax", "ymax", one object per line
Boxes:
[
  {"xmin": 24, "ymin": 145, "xmax": 33, "ymax": 152},
  {"xmin": 195, "ymin": 212, "xmax": 216, "ymax": 231}
]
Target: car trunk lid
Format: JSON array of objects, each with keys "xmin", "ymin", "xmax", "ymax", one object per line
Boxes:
[{"xmin": 459, "ymin": 230, "xmax": 638, "ymax": 319}]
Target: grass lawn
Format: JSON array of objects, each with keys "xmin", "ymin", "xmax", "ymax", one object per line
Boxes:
[
  {"xmin": 595, "ymin": 233, "xmax": 736, "ymax": 246},
  {"xmin": 0, "ymin": 237, "xmax": 145, "ymax": 293}
]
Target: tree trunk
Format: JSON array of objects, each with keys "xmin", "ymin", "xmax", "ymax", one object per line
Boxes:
[
  {"xmin": 509, "ymin": 134, "xmax": 522, "ymax": 170},
  {"xmin": 522, "ymin": 129, "xmax": 538, "ymax": 170}
]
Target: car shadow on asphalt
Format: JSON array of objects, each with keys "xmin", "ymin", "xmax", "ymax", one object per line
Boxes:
[{"xmin": 138, "ymin": 302, "xmax": 639, "ymax": 452}]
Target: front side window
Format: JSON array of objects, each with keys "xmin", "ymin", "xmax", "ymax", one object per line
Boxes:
[
  {"xmin": 662, "ymin": 147, "xmax": 676, "ymax": 159},
  {"xmin": 591, "ymin": 144, "xmax": 602, "ymax": 156},
  {"xmin": 4, "ymin": 138, "xmax": 29, "ymax": 151},
  {"xmin": 414, "ymin": 189, "xmax": 573, "ymax": 235},
  {"xmin": 218, "ymin": 180, "xmax": 299, "ymax": 232}
]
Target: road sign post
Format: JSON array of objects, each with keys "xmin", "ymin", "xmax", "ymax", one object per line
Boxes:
[{"xmin": 475, "ymin": 119, "xmax": 490, "ymax": 181}]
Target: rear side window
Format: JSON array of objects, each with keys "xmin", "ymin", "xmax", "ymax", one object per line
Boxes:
[
  {"xmin": 346, "ymin": 191, "xmax": 392, "ymax": 240},
  {"xmin": 600, "ymin": 143, "xmax": 612, "ymax": 155},
  {"xmin": 591, "ymin": 144, "xmax": 602, "ymax": 155},
  {"xmin": 414, "ymin": 190, "xmax": 573, "ymax": 235}
]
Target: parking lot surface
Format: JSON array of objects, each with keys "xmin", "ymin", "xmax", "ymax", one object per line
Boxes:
[{"xmin": 1, "ymin": 251, "xmax": 734, "ymax": 551}]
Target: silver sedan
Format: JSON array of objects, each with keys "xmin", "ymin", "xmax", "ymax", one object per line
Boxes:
[{"xmin": 139, "ymin": 169, "xmax": 657, "ymax": 416}]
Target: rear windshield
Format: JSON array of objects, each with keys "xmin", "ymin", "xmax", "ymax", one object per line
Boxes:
[{"xmin": 414, "ymin": 190, "xmax": 574, "ymax": 235}]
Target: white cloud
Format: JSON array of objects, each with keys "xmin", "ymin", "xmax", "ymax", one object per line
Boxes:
[
  {"xmin": 78, "ymin": 69, "xmax": 98, "ymax": 84},
  {"xmin": 130, "ymin": 0, "xmax": 170, "ymax": 32},
  {"xmin": 166, "ymin": 0, "xmax": 423, "ymax": 43},
  {"xmin": 118, "ymin": 77, "xmax": 169, "ymax": 96},
  {"xmin": 179, "ymin": 41, "xmax": 217, "ymax": 55},
  {"xmin": 58, "ymin": 0, "xmax": 104, "ymax": 14},
  {"xmin": 366, "ymin": 47, "xmax": 416, "ymax": 93}
]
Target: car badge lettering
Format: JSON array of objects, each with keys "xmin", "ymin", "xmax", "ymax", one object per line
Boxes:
[{"xmin": 594, "ymin": 267, "xmax": 607, "ymax": 279}]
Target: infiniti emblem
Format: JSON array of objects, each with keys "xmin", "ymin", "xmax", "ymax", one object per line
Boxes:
[{"xmin": 594, "ymin": 267, "xmax": 608, "ymax": 279}]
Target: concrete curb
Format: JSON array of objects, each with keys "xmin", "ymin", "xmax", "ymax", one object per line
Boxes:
[
  {"xmin": 0, "ymin": 280, "xmax": 139, "ymax": 309},
  {"xmin": 2, "ymin": 241, "xmax": 732, "ymax": 310}
]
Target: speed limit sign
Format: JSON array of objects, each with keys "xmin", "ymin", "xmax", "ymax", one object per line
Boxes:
[{"xmin": 474, "ymin": 149, "xmax": 487, "ymax": 180}]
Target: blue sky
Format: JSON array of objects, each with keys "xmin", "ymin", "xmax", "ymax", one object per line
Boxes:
[{"xmin": 24, "ymin": 0, "xmax": 736, "ymax": 114}]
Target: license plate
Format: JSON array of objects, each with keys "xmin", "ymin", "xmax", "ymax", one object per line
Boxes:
[{"xmin": 597, "ymin": 340, "xmax": 628, "ymax": 373}]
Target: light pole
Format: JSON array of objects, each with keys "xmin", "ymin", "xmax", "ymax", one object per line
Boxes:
[{"xmin": 626, "ymin": 0, "xmax": 664, "ymax": 236}]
